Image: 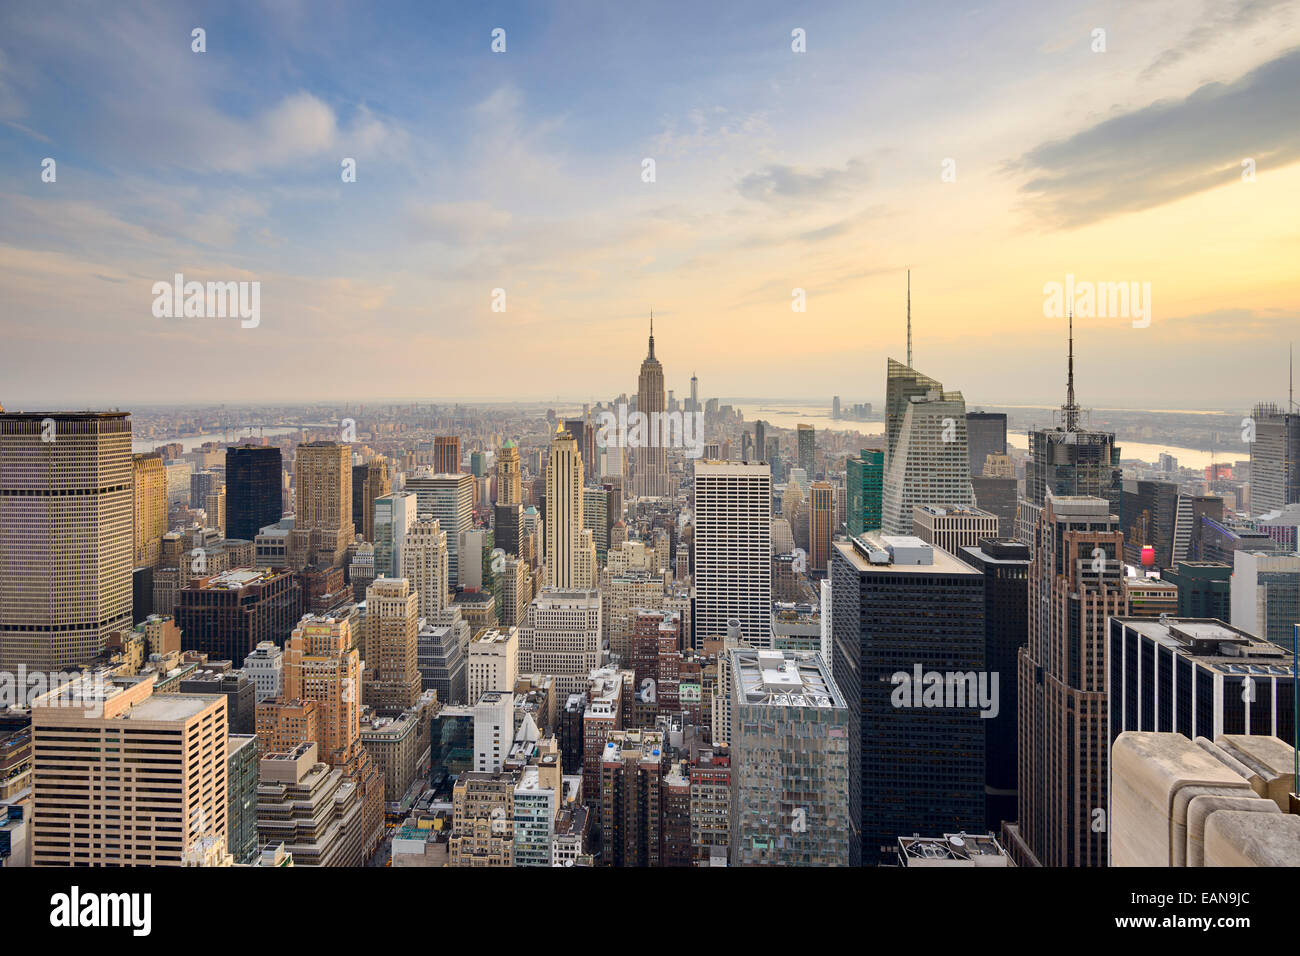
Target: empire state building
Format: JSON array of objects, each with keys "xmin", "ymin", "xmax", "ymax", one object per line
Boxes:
[{"xmin": 635, "ymin": 315, "xmax": 669, "ymax": 498}]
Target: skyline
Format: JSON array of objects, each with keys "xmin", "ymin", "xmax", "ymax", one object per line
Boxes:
[{"xmin": 1, "ymin": 1, "xmax": 1298, "ymax": 406}]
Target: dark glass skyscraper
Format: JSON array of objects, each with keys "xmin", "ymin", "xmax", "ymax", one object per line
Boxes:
[
  {"xmin": 959, "ymin": 538, "xmax": 1030, "ymax": 831},
  {"xmin": 1016, "ymin": 320, "xmax": 1122, "ymax": 548},
  {"xmin": 1120, "ymin": 478, "xmax": 1179, "ymax": 569},
  {"xmin": 226, "ymin": 444, "xmax": 282, "ymax": 542},
  {"xmin": 965, "ymin": 411, "xmax": 1007, "ymax": 477},
  {"xmin": 830, "ymin": 533, "xmax": 986, "ymax": 866},
  {"xmin": 1108, "ymin": 616, "xmax": 1295, "ymax": 746}
]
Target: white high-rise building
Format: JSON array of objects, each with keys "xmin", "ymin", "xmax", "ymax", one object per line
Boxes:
[
  {"xmin": 401, "ymin": 514, "xmax": 450, "ymax": 620},
  {"xmin": 405, "ymin": 472, "xmax": 474, "ymax": 587},
  {"xmin": 881, "ymin": 378, "xmax": 975, "ymax": 536},
  {"xmin": 459, "ymin": 527, "xmax": 489, "ymax": 590},
  {"xmin": 243, "ymin": 641, "xmax": 284, "ymax": 702},
  {"xmin": 520, "ymin": 588, "xmax": 602, "ymax": 700},
  {"xmin": 373, "ymin": 491, "xmax": 417, "ymax": 578},
  {"xmin": 467, "ymin": 626, "xmax": 519, "ymax": 704},
  {"xmin": 473, "ymin": 691, "xmax": 514, "ymax": 773},
  {"xmin": 694, "ymin": 460, "xmax": 772, "ymax": 648},
  {"xmin": 545, "ymin": 429, "xmax": 585, "ymax": 589},
  {"xmin": 1231, "ymin": 550, "xmax": 1300, "ymax": 652}
]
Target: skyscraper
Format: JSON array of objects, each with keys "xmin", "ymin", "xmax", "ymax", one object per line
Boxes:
[
  {"xmin": 277, "ymin": 613, "xmax": 385, "ymax": 858},
  {"xmin": 433, "ymin": 436, "xmax": 461, "ymax": 475},
  {"xmin": 728, "ymin": 648, "xmax": 851, "ymax": 866},
  {"xmin": 31, "ymin": 675, "xmax": 231, "ymax": 867},
  {"xmin": 291, "ymin": 441, "xmax": 354, "ymax": 568},
  {"xmin": 351, "ymin": 457, "xmax": 391, "ymax": 542},
  {"xmin": 1017, "ymin": 319, "xmax": 1122, "ymax": 548},
  {"xmin": 174, "ymin": 567, "xmax": 302, "ymax": 663},
  {"xmin": 0, "ymin": 411, "xmax": 133, "ymax": 672},
  {"xmin": 807, "ymin": 481, "xmax": 835, "ymax": 572},
  {"xmin": 1011, "ymin": 495, "xmax": 1125, "ymax": 868},
  {"xmin": 133, "ymin": 451, "xmax": 167, "ymax": 568},
  {"xmin": 363, "ymin": 577, "xmax": 422, "ymax": 714},
  {"xmin": 373, "ymin": 491, "xmax": 417, "ymax": 578},
  {"xmin": 1162, "ymin": 561, "xmax": 1232, "ymax": 619},
  {"xmin": 830, "ymin": 533, "xmax": 986, "ymax": 865},
  {"xmin": 634, "ymin": 316, "xmax": 669, "ymax": 498},
  {"xmin": 405, "ymin": 472, "xmax": 474, "ymax": 588},
  {"xmin": 1120, "ymin": 479, "xmax": 1179, "ymax": 569},
  {"xmin": 797, "ymin": 424, "xmax": 815, "ymax": 478},
  {"xmin": 754, "ymin": 420, "xmax": 768, "ymax": 470},
  {"xmin": 1231, "ymin": 550, "xmax": 1300, "ymax": 653},
  {"xmin": 496, "ymin": 439, "xmax": 522, "ymax": 505},
  {"xmin": 965, "ymin": 411, "xmax": 1007, "ymax": 477},
  {"xmin": 494, "ymin": 501, "xmax": 523, "ymax": 557},
  {"xmin": 884, "ymin": 358, "xmax": 944, "ymax": 466},
  {"xmin": 880, "ymin": 361, "xmax": 975, "ymax": 535},
  {"xmin": 565, "ymin": 417, "xmax": 596, "ymax": 482},
  {"xmin": 846, "ymin": 449, "xmax": 884, "ymax": 536},
  {"xmin": 693, "ymin": 460, "xmax": 772, "ymax": 647},
  {"xmin": 1249, "ymin": 401, "xmax": 1300, "ymax": 515},
  {"xmin": 226, "ymin": 444, "xmax": 282, "ymax": 543},
  {"xmin": 959, "ymin": 538, "xmax": 1030, "ymax": 831},
  {"xmin": 545, "ymin": 427, "xmax": 586, "ymax": 589},
  {"xmin": 400, "ymin": 515, "xmax": 449, "ymax": 620},
  {"xmin": 1108, "ymin": 616, "xmax": 1296, "ymax": 745},
  {"xmin": 520, "ymin": 588, "xmax": 601, "ymax": 700},
  {"xmin": 599, "ymin": 728, "xmax": 665, "ymax": 867}
]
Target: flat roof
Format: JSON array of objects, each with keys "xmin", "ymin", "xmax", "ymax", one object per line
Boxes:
[
  {"xmin": 834, "ymin": 538, "xmax": 979, "ymax": 575},
  {"xmin": 122, "ymin": 694, "xmax": 215, "ymax": 722},
  {"xmin": 1117, "ymin": 617, "xmax": 1294, "ymax": 675},
  {"xmin": 731, "ymin": 648, "xmax": 845, "ymax": 709}
]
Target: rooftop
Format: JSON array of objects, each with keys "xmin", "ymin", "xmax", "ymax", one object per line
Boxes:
[
  {"xmin": 838, "ymin": 535, "xmax": 978, "ymax": 575},
  {"xmin": 731, "ymin": 648, "xmax": 845, "ymax": 709},
  {"xmin": 198, "ymin": 567, "xmax": 284, "ymax": 589},
  {"xmin": 1117, "ymin": 617, "xmax": 1295, "ymax": 676}
]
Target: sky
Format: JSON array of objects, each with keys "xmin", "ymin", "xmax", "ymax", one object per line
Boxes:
[{"xmin": 0, "ymin": 0, "xmax": 1297, "ymax": 410}]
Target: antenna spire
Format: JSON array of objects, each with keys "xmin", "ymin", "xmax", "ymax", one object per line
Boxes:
[
  {"xmin": 906, "ymin": 270, "xmax": 912, "ymax": 368},
  {"xmin": 647, "ymin": 310, "xmax": 655, "ymax": 360},
  {"xmin": 1063, "ymin": 311, "xmax": 1079, "ymax": 431}
]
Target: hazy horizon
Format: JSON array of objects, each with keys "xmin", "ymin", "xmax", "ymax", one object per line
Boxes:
[{"xmin": 2, "ymin": 1, "xmax": 1297, "ymax": 408}]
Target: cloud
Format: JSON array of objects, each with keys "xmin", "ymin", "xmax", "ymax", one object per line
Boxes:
[
  {"xmin": 1012, "ymin": 47, "xmax": 1300, "ymax": 228},
  {"xmin": 1141, "ymin": 0, "xmax": 1295, "ymax": 79},
  {"xmin": 737, "ymin": 158, "xmax": 871, "ymax": 204}
]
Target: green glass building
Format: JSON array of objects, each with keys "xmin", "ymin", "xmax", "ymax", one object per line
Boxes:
[{"xmin": 846, "ymin": 449, "xmax": 884, "ymax": 536}]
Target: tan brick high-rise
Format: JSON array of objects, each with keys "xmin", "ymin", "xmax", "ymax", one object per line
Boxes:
[
  {"xmin": 278, "ymin": 613, "xmax": 385, "ymax": 859},
  {"xmin": 133, "ymin": 451, "xmax": 167, "ymax": 567},
  {"xmin": 496, "ymin": 439, "xmax": 522, "ymax": 506},
  {"xmin": 363, "ymin": 578, "xmax": 422, "ymax": 714},
  {"xmin": 31, "ymin": 675, "xmax": 231, "ymax": 866},
  {"xmin": 291, "ymin": 441, "xmax": 354, "ymax": 568},
  {"xmin": 0, "ymin": 411, "xmax": 133, "ymax": 672},
  {"xmin": 1011, "ymin": 495, "xmax": 1127, "ymax": 867},
  {"xmin": 807, "ymin": 481, "xmax": 834, "ymax": 572}
]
